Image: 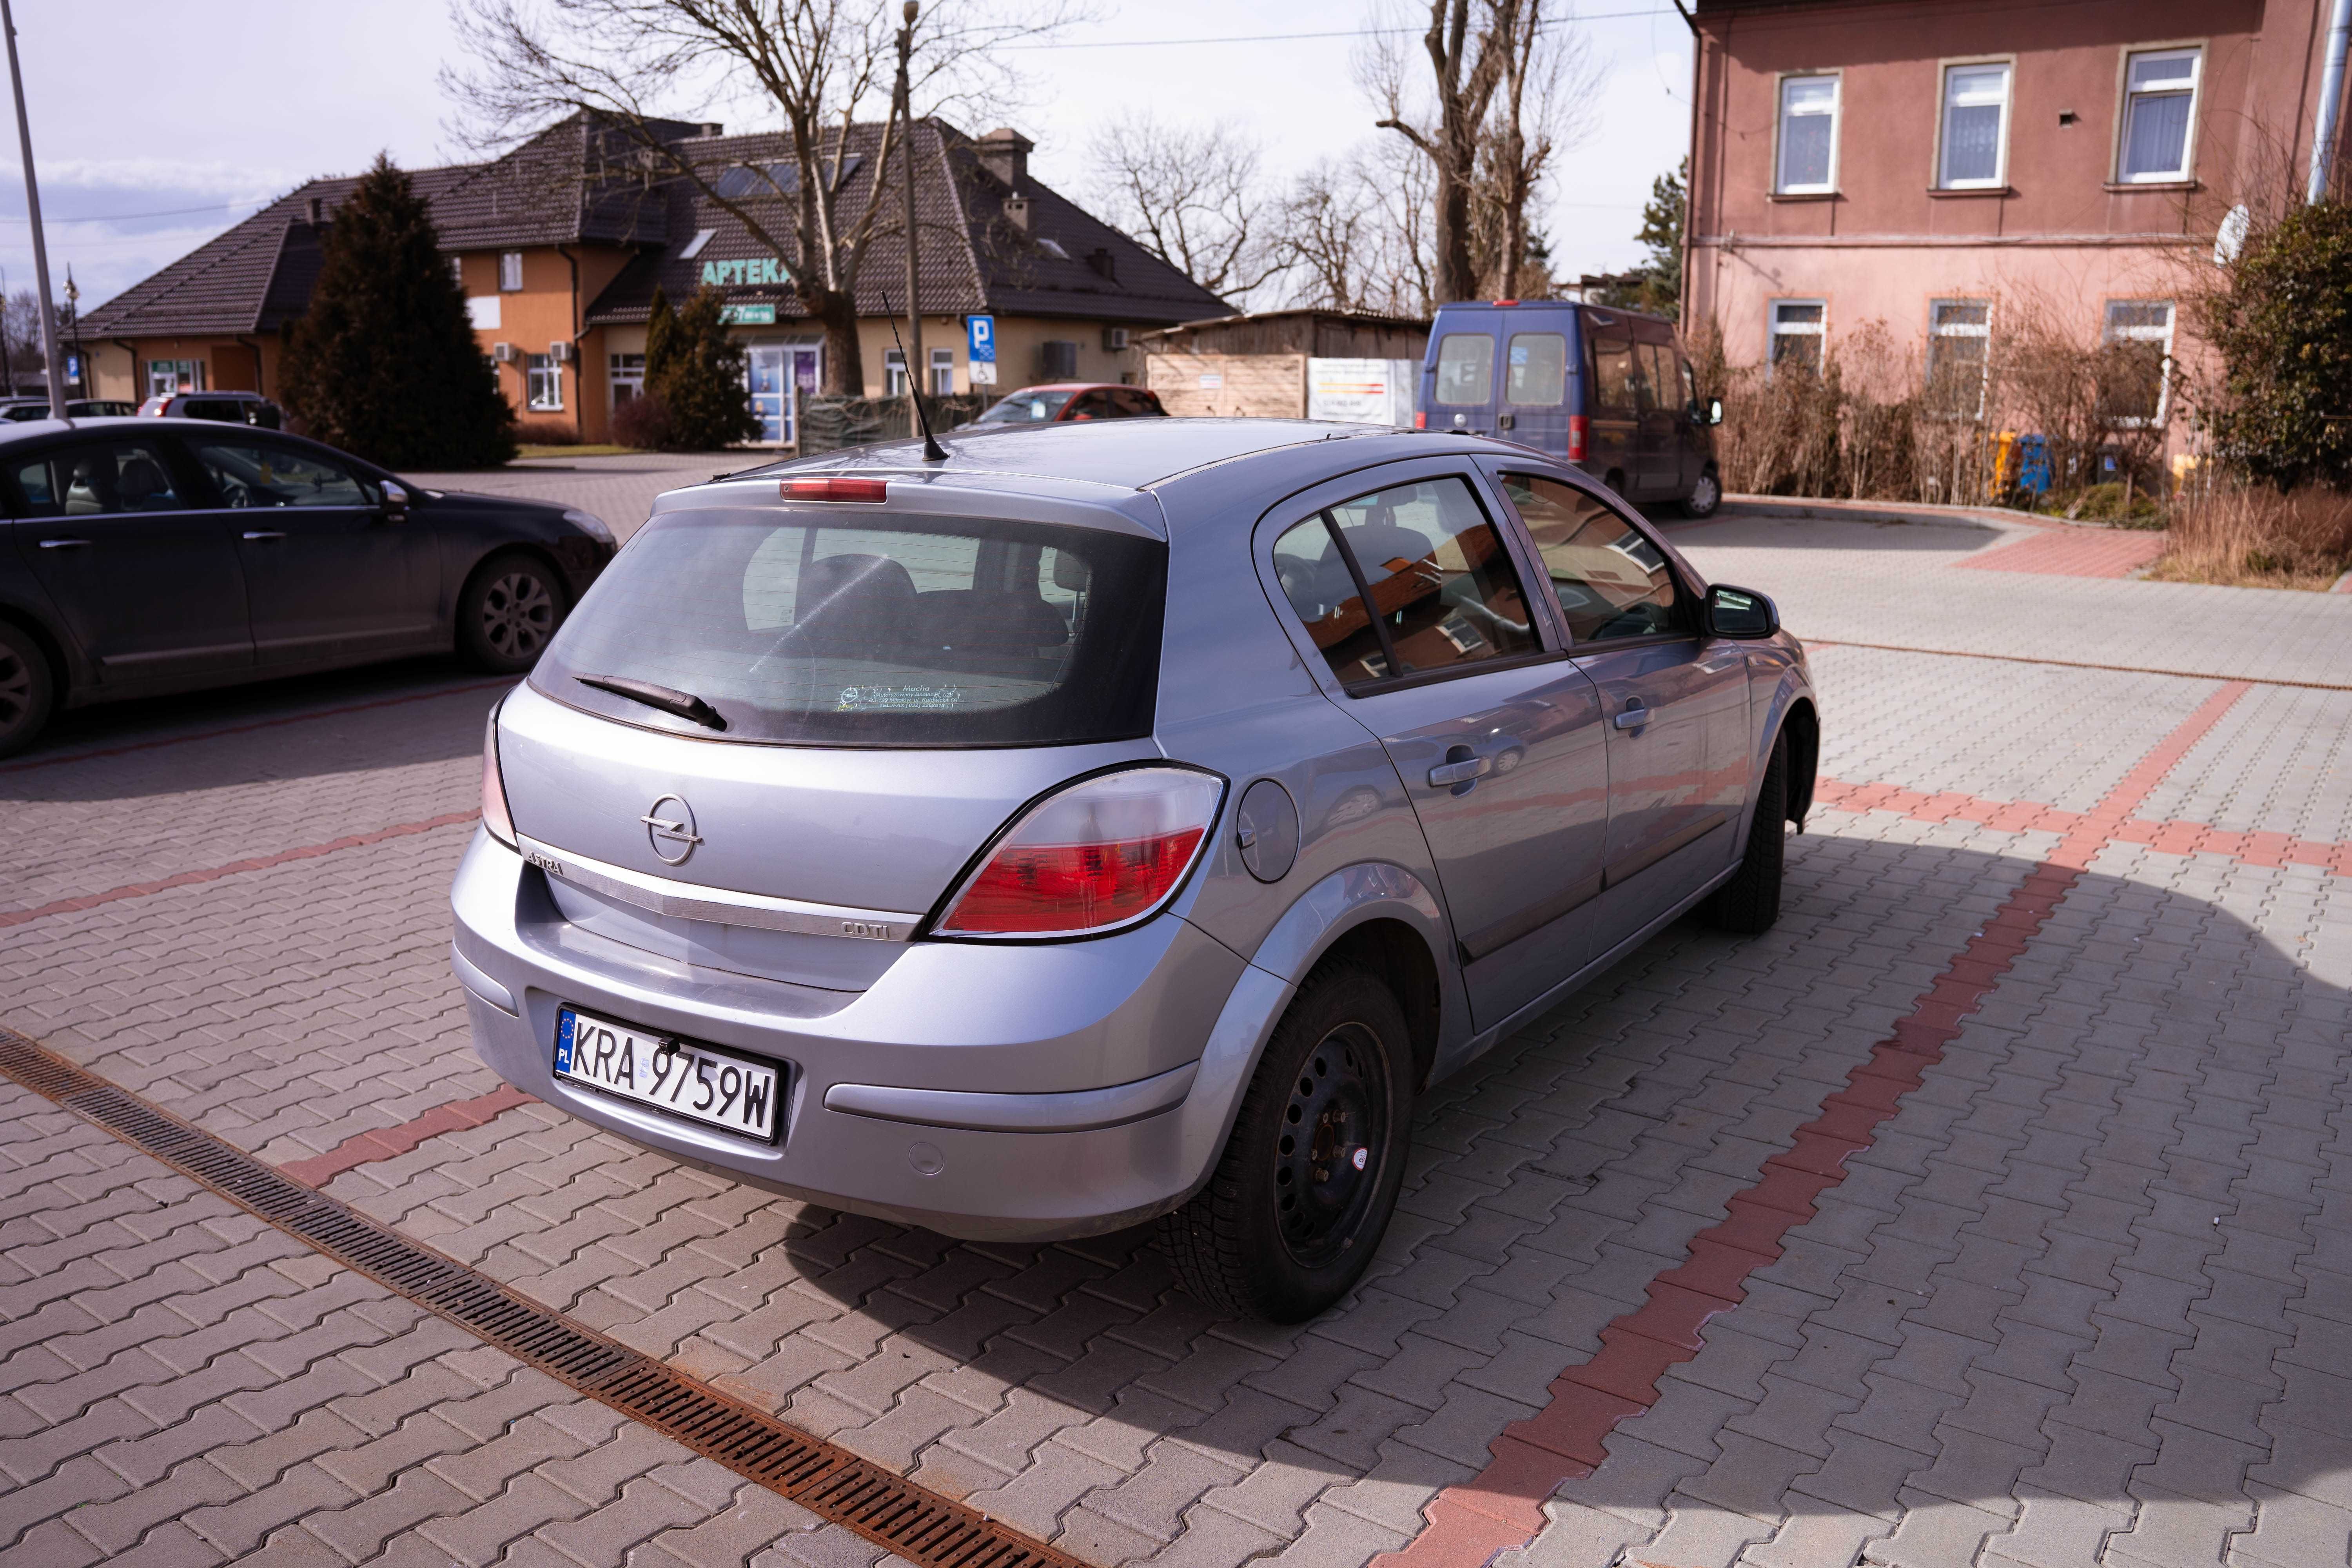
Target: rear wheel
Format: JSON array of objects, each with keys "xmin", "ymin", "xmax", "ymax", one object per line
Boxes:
[
  {"xmin": 457, "ymin": 551, "xmax": 568, "ymax": 674},
  {"xmin": 0, "ymin": 620, "xmax": 55, "ymax": 760},
  {"xmin": 1706, "ymin": 730, "xmax": 1788, "ymax": 934},
  {"xmin": 1160, "ymin": 964, "xmax": 1413, "ymax": 1322},
  {"xmin": 1682, "ymin": 468, "xmax": 1722, "ymax": 518}
]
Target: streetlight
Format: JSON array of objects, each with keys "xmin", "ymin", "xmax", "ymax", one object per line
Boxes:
[{"xmin": 0, "ymin": 0, "xmax": 64, "ymax": 420}]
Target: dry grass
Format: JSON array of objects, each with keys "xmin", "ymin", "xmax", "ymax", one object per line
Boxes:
[{"xmin": 2150, "ymin": 485, "xmax": 2352, "ymax": 590}]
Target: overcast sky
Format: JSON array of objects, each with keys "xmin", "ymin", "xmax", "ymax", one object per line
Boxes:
[{"xmin": 4, "ymin": 0, "xmax": 1692, "ymax": 318}]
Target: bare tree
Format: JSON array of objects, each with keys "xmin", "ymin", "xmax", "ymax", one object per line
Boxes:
[
  {"xmin": 1361, "ymin": 0, "xmax": 1521, "ymax": 303},
  {"xmin": 1277, "ymin": 140, "xmax": 1433, "ymax": 316},
  {"xmin": 1086, "ymin": 114, "xmax": 1283, "ymax": 307},
  {"xmin": 446, "ymin": 0, "xmax": 1078, "ymax": 393}
]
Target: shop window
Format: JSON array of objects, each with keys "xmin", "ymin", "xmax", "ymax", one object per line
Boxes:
[
  {"xmin": 2100, "ymin": 301, "xmax": 2174, "ymax": 425},
  {"xmin": 2120, "ymin": 49, "xmax": 2200, "ymax": 183},
  {"xmin": 526, "ymin": 353, "xmax": 563, "ymax": 412},
  {"xmin": 499, "ymin": 251, "xmax": 524, "ymax": 292},
  {"xmin": 146, "ymin": 359, "xmax": 205, "ymax": 399},
  {"xmin": 1939, "ymin": 62, "xmax": 2012, "ymax": 189},
  {"xmin": 1776, "ymin": 74, "xmax": 1839, "ymax": 194},
  {"xmin": 610, "ymin": 353, "xmax": 646, "ymax": 405},
  {"xmin": 1925, "ymin": 300, "xmax": 1991, "ymax": 417},
  {"xmin": 1768, "ymin": 301, "xmax": 1826, "ymax": 376}
]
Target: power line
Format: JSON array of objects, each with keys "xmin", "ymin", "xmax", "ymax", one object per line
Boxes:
[
  {"xmin": 1002, "ymin": 8, "xmax": 1677, "ymax": 49},
  {"xmin": 0, "ymin": 197, "xmax": 267, "ymax": 225}
]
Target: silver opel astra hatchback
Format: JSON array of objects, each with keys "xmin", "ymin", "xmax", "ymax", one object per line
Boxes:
[{"xmin": 451, "ymin": 419, "xmax": 1818, "ymax": 1321}]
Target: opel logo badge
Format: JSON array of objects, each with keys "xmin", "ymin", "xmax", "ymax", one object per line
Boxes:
[{"xmin": 641, "ymin": 795, "xmax": 702, "ymax": 866}]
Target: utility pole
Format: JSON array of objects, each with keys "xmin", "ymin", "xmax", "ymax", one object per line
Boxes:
[
  {"xmin": 895, "ymin": 1, "xmax": 923, "ymax": 439},
  {"xmin": 0, "ymin": 264, "xmax": 13, "ymax": 395},
  {"xmin": 0, "ymin": 0, "xmax": 63, "ymax": 419}
]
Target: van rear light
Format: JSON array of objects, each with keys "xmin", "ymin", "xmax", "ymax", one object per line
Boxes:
[
  {"xmin": 481, "ymin": 708, "xmax": 517, "ymax": 847},
  {"xmin": 779, "ymin": 476, "xmax": 889, "ymax": 503},
  {"xmin": 935, "ymin": 766, "xmax": 1225, "ymax": 938},
  {"xmin": 1568, "ymin": 414, "xmax": 1588, "ymax": 463},
  {"xmin": 1414, "ymin": 410, "xmax": 1427, "ymax": 430}
]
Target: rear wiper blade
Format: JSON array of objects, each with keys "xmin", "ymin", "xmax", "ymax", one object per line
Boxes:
[{"xmin": 575, "ymin": 674, "xmax": 728, "ymax": 731}]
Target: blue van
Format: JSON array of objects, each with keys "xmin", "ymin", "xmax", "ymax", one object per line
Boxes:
[{"xmin": 1417, "ymin": 301, "xmax": 1723, "ymax": 516}]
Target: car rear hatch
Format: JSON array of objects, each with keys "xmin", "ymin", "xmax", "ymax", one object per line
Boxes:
[{"xmin": 494, "ymin": 471, "xmax": 1171, "ymax": 994}]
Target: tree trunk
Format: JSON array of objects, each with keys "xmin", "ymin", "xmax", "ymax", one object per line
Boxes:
[{"xmin": 810, "ymin": 288, "xmax": 864, "ymax": 394}]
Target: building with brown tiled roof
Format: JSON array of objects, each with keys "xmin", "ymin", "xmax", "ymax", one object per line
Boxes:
[{"xmin": 78, "ymin": 114, "xmax": 1230, "ymax": 446}]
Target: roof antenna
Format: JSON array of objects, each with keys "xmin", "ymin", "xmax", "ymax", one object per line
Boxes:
[{"xmin": 881, "ymin": 289, "xmax": 948, "ymax": 462}]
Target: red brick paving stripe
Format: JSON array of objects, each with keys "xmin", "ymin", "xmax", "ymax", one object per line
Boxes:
[
  {"xmin": 1800, "ymin": 638, "xmax": 2352, "ymax": 694},
  {"xmin": 1953, "ymin": 528, "xmax": 2167, "ymax": 579},
  {"xmin": 277, "ymin": 1083, "xmax": 539, "ymax": 1186},
  {"xmin": 0, "ymin": 811, "xmax": 482, "ymax": 929},
  {"xmin": 1377, "ymin": 679, "xmax": 2252, "ymax": 1568},
  {"xmin": 0, "ymin": 678, "xmax": 510, "ymax": 774}
]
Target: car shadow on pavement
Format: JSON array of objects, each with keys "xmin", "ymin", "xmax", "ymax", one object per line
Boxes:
[
  {"xmin": 1691, "ymin": 512, "xmax": 2006, "ymax": 553},
  {"xmin": 760, "ymin": 828, "xmax": 2342, "ymax": 1550}
]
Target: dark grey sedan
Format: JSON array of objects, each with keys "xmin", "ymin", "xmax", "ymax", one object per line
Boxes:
[{"xmin": 0, "ymin": 417, "xmax": 614, "ymax": 756}]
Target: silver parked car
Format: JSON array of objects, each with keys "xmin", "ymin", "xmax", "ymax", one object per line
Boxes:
[{"xmin": 451, "ymin": 420, "xmax": 1818, "ymax": 1321}]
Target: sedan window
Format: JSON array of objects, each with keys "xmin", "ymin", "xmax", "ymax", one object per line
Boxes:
[
  {"xmin": 1273, "ymin": 475, "xmax": 1537, "ymax": 689},
  {"xmin": 1501, "ymin": 472, "xmax": 1686, "ymax": 642},
  {"xmin": 190, "ymin": 440, "xmax": 372, "ymax": 508},
  {"xmin": 973, "ymin": 388, "xmax": 1077, "ymax": 425},
  {"xmin": 12, "ymin": 441, "xmax": 188, "ymax": 518}
]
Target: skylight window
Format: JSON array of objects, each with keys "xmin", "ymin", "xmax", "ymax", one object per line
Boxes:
[
  {"xmin": 1036, "ymin": 238, "xmax": 1069, "ymax": 259},
  {"xmin": 679, "ymin": 229, "xmax": 717, "ymax": 260}
]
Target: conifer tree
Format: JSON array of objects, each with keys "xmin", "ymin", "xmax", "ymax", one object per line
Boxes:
[
  {"xmin": 652, "ymin": 286, "xmax": 759, "ymax": 450},
  {"xmin": 644, "ymin": 286, "xmax": 680, "ymax": 384},
  {"xmin": 281, "ymin": 154, "xmax": 515, "ymax": 467}
]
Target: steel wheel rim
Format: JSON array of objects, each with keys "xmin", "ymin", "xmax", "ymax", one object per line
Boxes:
[
  {"xmin": 1273, "ymin": 1021, "xmax": 1389, "ymax": 1269},
  {"xmin": 481, "ymin": 571, "xmax": 555, "ymax": 660},
  {"xmin": 1694, "ymin": 473, "xmax": 1720, "ymax": 510},
  {"xmin": 0, "ymin": 644, "xmax": 27, "ymax": 730}
]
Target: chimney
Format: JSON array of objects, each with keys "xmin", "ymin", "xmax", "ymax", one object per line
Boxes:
[
  {"xmin": 976, "ymin": 127, "xmax": 1033, "ymax": 188},
  {"xmin": 1086, "ymin": 247, "xmax": 1116, "ymax": 281},
  {"xmin": 1003, "ymin": 195, "xmax": 1031, "ymax": 234},
  {"xmin": 699, "ymin": 122, "xmax": 724, "ymax": 137},
  {"xmin": 305, "ymin": 195, "xmax": 323, "ymax": 225}
]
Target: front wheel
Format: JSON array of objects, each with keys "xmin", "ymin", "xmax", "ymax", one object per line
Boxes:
[
  {"xmin": 0, "ymin": 620, "xmax": 55, "ymax": 760},
  {"xmin": 1159, "ymin": 965, "xmax": 1414, "ymax": 1322},
  {"xmin": 1682, "ymin": 469, "xmax": 1722, "ymax": 518},
  {"xmin": 457, "ymin": 551, "xmax": 568, "ymax": 674}
]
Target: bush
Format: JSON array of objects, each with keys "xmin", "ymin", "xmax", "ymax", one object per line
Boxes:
[
  {"xmin": 610, "ymin": 391, "xmax": 674, "ymax": 451},
  {"xmin": 514, "ymin": 417, "xmax": 578, "ymax": 446},
  {"xmin": 2152, "ymin": 484, "xmax": 2352, "ymax": 589},
  {"xmin": 2196, "ymin": 201, "xmax": 2352, "ymax": 490}
]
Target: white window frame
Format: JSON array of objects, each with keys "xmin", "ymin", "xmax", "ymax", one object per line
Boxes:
[
  {"xmin": 146, "ymin": 358, "xmax": 205, "ymax": 398},
  {"xmin": 2101, "ymin": 299, "xmax": 2175, "ymax": 427},
  {"xmin": 608, "ymin": 352, "xmax": 646, "ymax": 406},
  {"xmin": 928, "ymin": 346, "xmax": 955, "ymax": 396},
  {"xmin": 883, "ymin": 347, "xmax": 908, "ymax": 398},
  {"xmin": 526, "ymin": 352, "xmax": 564, "ymax": 412},
  {"xmin": 1774, "ymin": 73, "xmax": 1841, "ymax": 195},
  {"xmin": 2117, "ymin": 45, "xmax": 2203, "ymax": 184},
  {"xmin": 448, "ymin": 255, "xmax": 465, "ymax": 287},
  {"xmin": 1768, "ymin": 299, "xmax": 1827, "ymax": 376},
  {"xmin": 499, "ymin": 251, "xmax": 524, "ymax": 292},
  {"xmin": 1925, "ymin": 299, "xmax": 1993, "ymax": 419},
  {"xmin": 1936, "ymin": 59, "xmax": 2015, "ymax": 191}
]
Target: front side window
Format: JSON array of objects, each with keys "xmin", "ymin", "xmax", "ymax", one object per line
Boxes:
[
  {"xmin": 539, "ymin": 510, "xmax": 1165, "ymax": 746},
  {"xmin": 190, "ymin": 440, "xmax": 371, "ymax": 508},
  {"xmin": 145, "ymin": 359, "xmax": 204, "ymax": 399},
  {"xmin": 1769, "ymin": 301, "xmax": 1826, "ymax": 376},
  {"xmin": 15, "ymin": 440, "xmax": 188, "ymax": 518},
  {"xmin": 1777, "ymin": 74, "xmax": 1839, "ymax": 193},
  {"xmin": 2100, "ymin": 300, "xmax": 2174, "ymax": 424},
  {"xmin": 1925, "ymin": 299, "xmax": 1991, "ymax": 416},
  {"xmin": 1434, "ymin": 333, "xmax": 1495, "ymax": 406},
  {"xmin": 499, "ymin": 251, "xmax": 524, "ymax": 291},
  {"xmin": 1505, "ymin": 333, "xmax": 1568, "ymax": 405},
  {"xmin": 1500, "ymin": 472, "xmax": 1686, "ymax": 643},
  {"xmin": 526, "ymin": 354, "xmax": 563, "ymax": 412},
  {"xmin": 1271, "ymin": 476, "xmax": 1537, "ymax": 690},
  {"xmin": 2120, "ymin": 49, "xmax": 2200, "ymax": 182},
  {"xmin": 1940, "ymin": 62, "xmax": 2013, "ymax": 188}
]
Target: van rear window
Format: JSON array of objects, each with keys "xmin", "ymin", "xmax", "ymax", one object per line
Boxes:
[
  {"xmin": 536, "ymin": 508, "xmax": 1165, "ymax": 746},
  {"xmin": 1434, "ymin": 334, "xmax": 1494, "ymax": 405}
]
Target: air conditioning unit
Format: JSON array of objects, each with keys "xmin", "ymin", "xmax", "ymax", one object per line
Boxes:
[
  {"xmin": 1102, "ymin": 326, "xmax": 1129, "ymax": 352},
  {"xmin": 550, "ymin": 341, "xmax": 573, "ymax": 363},
  {"xmin": 492, "ymin": 342, "xmax": 517, "ymax": 363}
]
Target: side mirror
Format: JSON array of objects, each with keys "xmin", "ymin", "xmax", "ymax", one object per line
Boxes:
[
  {"xmin": 1707, "ymin": 583, "xmax": 1778, "ymax": 639},
  {"xmin": 1708, "ymin": 397, "xmax": 1725, "ymax": 426},
  {"xmin": 378, "ymin": 479, "xmax": 410, "ymax": 520}
]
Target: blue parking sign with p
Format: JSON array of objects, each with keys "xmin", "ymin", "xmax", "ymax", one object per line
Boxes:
[{"xmin": 967, "ymin": 316, "xmax": 995, "ymax": 363}]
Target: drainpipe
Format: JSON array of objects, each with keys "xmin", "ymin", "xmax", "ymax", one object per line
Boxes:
[
  {"xmin": 2312, "ymin": 0, "xmax": 2352, "ymax": 203},
  {"xmin": 557, "ymin": 243, "xmax": 583, "ymax": 439}
]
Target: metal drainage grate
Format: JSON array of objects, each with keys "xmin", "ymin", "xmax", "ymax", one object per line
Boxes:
[{"xmin": 0, "ymin": 1026, "xmax": 1084, "ymax": 1568}]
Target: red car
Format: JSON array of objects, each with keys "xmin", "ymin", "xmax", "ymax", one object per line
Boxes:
[{"xmin": 964, "ymin": 383, "xmax": 1167, "ymax": 427}]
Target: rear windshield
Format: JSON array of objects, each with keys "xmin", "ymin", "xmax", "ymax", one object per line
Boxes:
[
  {"xmin": 535, "ymin": 507, "xmax": 1166, "ymax": 747},
  {"xmin": 974, "ymin": 389, "xmax": 1076, "ymax": 424}
]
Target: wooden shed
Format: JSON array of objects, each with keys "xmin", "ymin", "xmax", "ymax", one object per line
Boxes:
[{"xmin": 1142, "ymin": 309, "xmax": 1430, "ymax": 423}]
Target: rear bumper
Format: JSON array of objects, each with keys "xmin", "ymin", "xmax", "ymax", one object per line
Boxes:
[{"xmin": 448, "ymin": 829, "xmax": 1289, "ymax": 1240}]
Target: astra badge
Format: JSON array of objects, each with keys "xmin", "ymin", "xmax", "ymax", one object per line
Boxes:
[{"xmin": 641, "ymin": 795, "xmax": 702, "ymax": 866}]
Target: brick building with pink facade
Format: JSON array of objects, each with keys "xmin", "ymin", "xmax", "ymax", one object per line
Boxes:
[{"xmin": 1684, "ymin": 0, "xmax": 2352, "ymax": 429}]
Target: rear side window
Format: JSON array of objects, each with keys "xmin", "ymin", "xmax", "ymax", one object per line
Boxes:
[
  {"xmin": 1501, "ymin": 472, "xmax": 1686, "ymax": 642},
  {"xmin": 11, "ymin": 440, "xmax": 187, "ymax": 518},
  {"xmin": 1588, "ymin": 328, "xmax": 1637, "ymax": 418},
  {"xmin": 1506, "ymin": 333, "xmax": 1568, "ymax": 405},
  {"xmin": 1272, "ymin": 475, "xmax": 1537, "ymax": 689},
  {"xmin": 1433, "ymin": 334, "xmax": 1494, "ymax": 405},
  {"xmin": 537, "ymin": 508, "xmax": 1165, "ymax": 747}
]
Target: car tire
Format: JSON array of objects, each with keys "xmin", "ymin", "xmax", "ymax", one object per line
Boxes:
[
  {"xmin": 457, "ymin": 551, "xmax": 568, "ymax": 674},
  {"xmin": 1706, "ymin": 729, "xmax": 1788, "ymax": 934},
  {"xmin": 1158, "ymin": 963, "xmax": 1414, "ymax": 1322},
  {"xmin": 0, "ymin": 620, "xmax": 55, "ymax": 760},
  {"xmin": 1682, "ymin": 469, "xmax": 1722, "ymax": 518}
]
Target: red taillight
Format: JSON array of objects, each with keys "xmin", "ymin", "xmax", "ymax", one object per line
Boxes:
[
  {"xmin": 936, "ymin": 767, "xmax": 1225, "ymax": 937},
  {"xmin": 482, "ymin": 709, "xmax": 516, "ymax": 846},
  {"xmin": 779, "ymin": 476, "xmax": 889, "ymax": 503},
  {"xmin": 1414, "ymin": 410, "xmax": 1428, "ymax": 430},
  {"xmin": 1568, "ymin": 414, "xmax": 1588, "ymax": 463},
  {"xmin": 1493, "ymin": 299, "xmax": 1519, "ymax": 307}
]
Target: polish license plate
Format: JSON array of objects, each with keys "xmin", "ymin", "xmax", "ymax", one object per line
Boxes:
[{"xmin": 554, "ymin": 1006, "xmax": 782, "ymax": 1142}]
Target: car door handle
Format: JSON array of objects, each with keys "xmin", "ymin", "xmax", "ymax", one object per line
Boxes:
[
  {"xmin": 1613, "ymin": 703, "xmax": 1651, "ymax": 730},
  {"xmin": 241, "ymin": 530, "xmax": 287, "ymax": 541},
  {"xmin": 1428, "ymin": 755, "xmax": 1493, "ymax": 788},
  {"xmin": 36, "ymin": 537, "xmax": 91, "ymax": 549}
]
